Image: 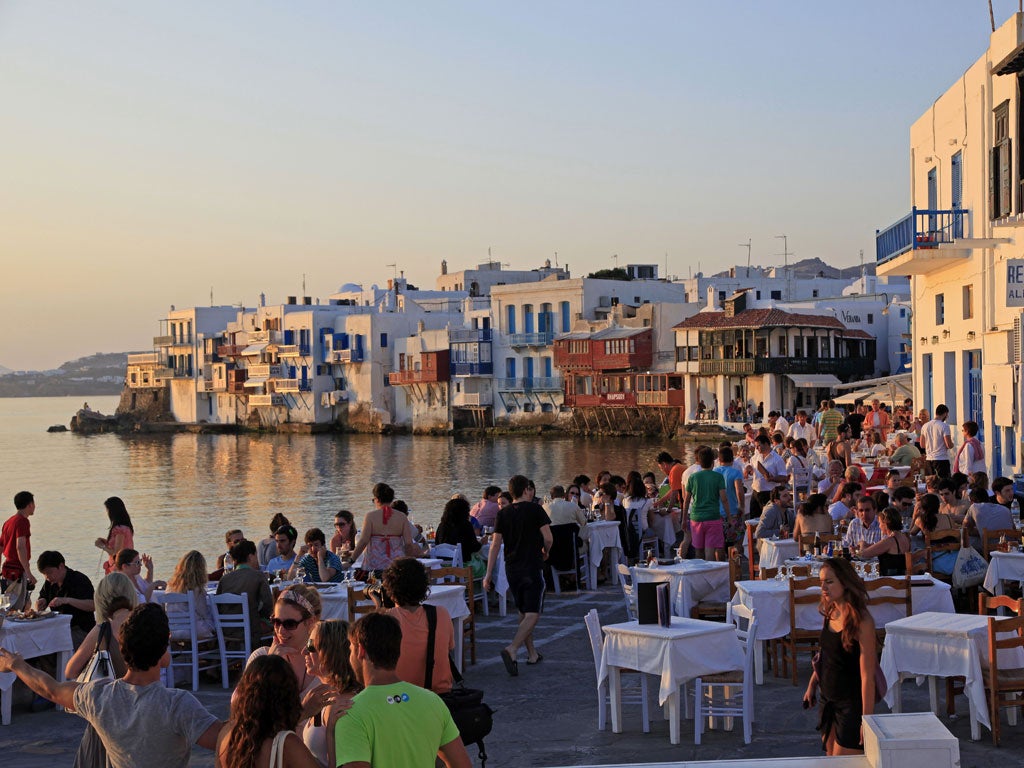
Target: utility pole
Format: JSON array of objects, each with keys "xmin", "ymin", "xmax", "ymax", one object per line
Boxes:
[
  {"xmin": 738, "ymin": 239, "xmax": 752, "ymax": 268},
  {"xmin": 775, "ymin": 234, "xmax": 792, "ymax": 268},
  {"xmin": 612, "ymin": 254, "xmax": 619, "ymax": 269}
]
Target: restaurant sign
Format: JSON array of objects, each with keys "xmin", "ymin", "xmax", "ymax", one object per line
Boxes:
[{"xmin": 1007, "ymin": 259, "xmax": 1024, "ymax": 307}]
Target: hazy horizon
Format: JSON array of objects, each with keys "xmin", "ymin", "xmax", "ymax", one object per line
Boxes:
[{"xmin": 0, "ymin": 1, "xmax": 1003, "ymax": 370}]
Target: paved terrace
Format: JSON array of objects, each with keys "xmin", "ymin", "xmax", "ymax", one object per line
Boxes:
[{"xmin": 1, "ymin": 586, "xmax": 1022, "ymax": 767}]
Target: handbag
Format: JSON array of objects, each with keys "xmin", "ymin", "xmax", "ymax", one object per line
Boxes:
[
  {"xmin": 2, "ymin": 576, "xmax": 28, "ymax": 612},
  {"xmin": 73, "ymin": 622, "xmax": 116, "ymax": 768},
  {"xmin": 268, "ymin": 730, "xmax": 290, "ymax": 768},
  {"xmin": 951, "ymin": 545, "xmax": 987, "ymax": 589},
  {"xmin": 424, "ymin": 605, "xmax": 494, "ymax": 760}
]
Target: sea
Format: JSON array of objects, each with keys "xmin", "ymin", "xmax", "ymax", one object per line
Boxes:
[{"xmin": 0, "ymin": 396, "xmax": 690, "ymax": 582}]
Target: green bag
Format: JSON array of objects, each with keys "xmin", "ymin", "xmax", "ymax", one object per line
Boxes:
[{"xmin": 469, "ymin": 551, "xmax": 487, "ymax": 579}]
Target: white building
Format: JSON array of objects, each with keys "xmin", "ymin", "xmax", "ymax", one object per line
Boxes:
[
  {"xmin": 875, "ymin": 11, "xmax": 1024, "ymax": 477},
  {"xmin": 435, "ymin": 259, "xmax": 567, "ymax": 296}
]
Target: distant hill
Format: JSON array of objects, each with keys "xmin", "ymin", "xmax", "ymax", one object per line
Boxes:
[
  {"xmin": 712, "ymin": 257, "xmax": 873, "ymax": 280},
  {"xmin": 0, "ymin": 352, "xmax": 127, "ymax": 397}
]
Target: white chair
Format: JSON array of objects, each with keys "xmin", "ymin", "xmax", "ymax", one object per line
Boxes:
[
  {"xmin": 693, "ymin": 603, "xmax": 758, "ymax": 744},
  {"xmin": 584, "ymin": 608, "xmax": 649, "ymax": 733},
  {"xmin": 431, "ymin": 543, "xmax": 463, "ymax": 568},
  {"xmin": 209, "ymin": 593, "xmax": 254, "ymax": 689},
  {"xmin": 153, "ymin": 591, "xmax": 218, "ymax": 691},
  {"xmin": 616, "ymin": 564, "xmax": 637, "ymax": 620},
  {"xmin": 546, "ymin": 525, "xmax": 591, "ymax": 594}
]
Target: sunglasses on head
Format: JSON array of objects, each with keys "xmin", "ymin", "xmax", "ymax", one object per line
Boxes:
[{"xmin": 271, "ymin": 617, "xmax": 304, "ymax": 630}]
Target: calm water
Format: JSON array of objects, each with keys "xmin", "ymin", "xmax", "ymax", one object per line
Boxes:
[{"xmin": 0, "ymin": 396, "xmax": 690, "ymax": 581}]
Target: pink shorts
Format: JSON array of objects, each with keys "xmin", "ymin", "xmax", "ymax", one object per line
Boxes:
[{"xmin": 690, "ymin": 519, "xmax": 725, "ymax": 549}]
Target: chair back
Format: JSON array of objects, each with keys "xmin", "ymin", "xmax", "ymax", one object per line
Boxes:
[
  {"xmin": 153, "ymin": 591, "xmax": 197, "ymax": 645},
  {"xmin": 905, "ymin": 549, "xmax": 928, "ymax": 575},
  {"xmin": 584, "ymin": 608, "xmax": 604, "ymax": 684},
  {"xmin": 979, "ymin": 593, "xmax": 1024, "ymax": 616},
  {"xmin": 616, "ymin": 564, "xmax": 636, "ymax": 620},
  {"xmin": 430, "ymin": 543, "xmax": 463, "ymax": 568},
  {"xmin": 209, "ymin": 592, "xmax": 253, "ymax": 657},
  {"xmin": 788, "ymin": 576, "xmax": 821, "ymax": 631},
  {"xmin": 864, "ymin": 574, "xmax": 913, "ymax": 619},
  {"xmin": 548, "ymin": 524, "xmax": 581, "ymax": 571},
  {"xmin": 745, "ymin": 523, "xmax": 758, "ymax": 581},
  {"xmin": 347, "ymin": 585, "xmax": 377, "ymax": 621},
  {"xmin": 983, "ymin": 528, "xmax": 1023, "ymax": 560},
  {"xmin": 798, "ymin": 533, "xmax": 841, "ymax": 556},
  {"xmin": 728, "ymin": 547, "xmax": 742, "ymax": 597},
  {"xmin": 923, "ymin": 528, "xmax": 960, "ymax": 573},
  {"xmin": 726, "ymin": 601, "xmax": 758, "ymax": 650},
  {"xmin": 431, "ymin": 566, "xmax": 474, "ymax": 605}
]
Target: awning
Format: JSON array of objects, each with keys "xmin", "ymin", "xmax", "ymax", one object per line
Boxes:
[
  {"xmin": 834, "ymin": 387, "xmax": 877, "ymax": 405},
  {"xmin": 241, "ymin": 343, "xmax": 267, "ymax": 355},
  {"xmin": 242, "ymin": 377, "xmax": 267, "ymax": 388},
  {"xmin": 786, "ymin": 374, "xmax": 842, "ymax": 388}
]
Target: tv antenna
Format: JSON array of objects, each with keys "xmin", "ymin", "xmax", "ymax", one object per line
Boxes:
[
  {"xmin": 302, "ymin": 273, "xmax": 306, "ymax": 295},
  {"xmin": 385, "ymin": 263, "xmax": 398, "ymax": 279},
  {"xmin": 738, "ymin": 239, "xmax": 752, "ymax": 268},
  {"xmin": 210, "ymin": 287, "xmax": 214, "ymax": 306},
  {"xmin": 774, "ymin": 234, "xmax": 792, "ymax": 268},
  {"xmin": 612, "ymin": 254, "xmax": 619, "ymax": 268}
]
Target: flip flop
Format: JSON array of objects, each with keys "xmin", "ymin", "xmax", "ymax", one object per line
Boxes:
[
  {"xmin": 500, "ymin": 648, "xmax": 518, "ymax": 677},
  {"xmin": 526, "ymin": 653, "xmax": 544, "ymax": 666}
]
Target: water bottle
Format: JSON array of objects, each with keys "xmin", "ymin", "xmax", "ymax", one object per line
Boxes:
[
  {"xmin": 813, "ymin": 533, "xmax": 821, "ymax": 558},
  {"xmin": 223, "ymin": 553, "xmax": 234, "ymax": 572},
  {"xmin": 1012, "ymin": 499, "xmax": 1020, "ymax": 529}
]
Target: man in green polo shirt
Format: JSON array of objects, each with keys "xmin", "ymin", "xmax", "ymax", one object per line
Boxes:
[
  {"xmin": 680, "ymin": 445, "xmax": 729, "ymax": 561},
  {"xmin": 818, "ymin": 400, "xmax": 844, "ymax": 445}
]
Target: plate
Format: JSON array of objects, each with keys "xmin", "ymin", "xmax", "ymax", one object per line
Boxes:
[{"xmin": 6, "ymin": 610, "xmax": 57, "ymax": 622}]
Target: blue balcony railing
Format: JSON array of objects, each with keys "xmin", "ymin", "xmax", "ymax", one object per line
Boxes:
[
  {"xmin": 495, "ymin": 376, "xmax": 563, "ymax": 392},
  {"xmin": 876, "ymin": 207, "xmax": 968, "ymax": 264},
  {"xmin": 450, "ymin": 328, "xmax": 493, "ymax": 343},
  {"xmin": 508, "ymin": 332, "xmax": 553, "ymax": 347},
  {"xmin": 450, "ymin": 362, "xmax": 494, "ymax": 376}
]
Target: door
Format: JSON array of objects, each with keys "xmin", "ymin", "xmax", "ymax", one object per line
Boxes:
[
  {"xmin": 966, "ymin": 350, "xmax": 983, "ymax": 438},
  {"xmin": 927, "ymin": 167, "xmax": 937, "ymax": 233},
  {"xmin": 951, "ymin": 151, "xmax": 963, "ymax": 238}
]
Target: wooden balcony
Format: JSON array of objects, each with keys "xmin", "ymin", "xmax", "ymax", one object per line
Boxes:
[
  {"xmin": 250, "ymin": 394, "xmax": 285, "ymax": 407},
  {"xmin": 697, "ymin": 357, "xmax": 872, "ymax": 377}
]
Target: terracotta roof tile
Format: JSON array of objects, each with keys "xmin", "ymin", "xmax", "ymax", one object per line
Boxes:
[{"xmin": 673, "ymin": 308, "xmax": 846, "ymax": 330}]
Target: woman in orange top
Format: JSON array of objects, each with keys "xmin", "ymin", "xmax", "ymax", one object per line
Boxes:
[{"xmin": 94, "ymin": 496, "xmax": 134, "ymax": 575}]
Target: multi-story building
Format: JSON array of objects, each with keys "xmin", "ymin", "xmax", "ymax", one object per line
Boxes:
[
  {"xmin": 875, "ymin": 11, "xmax": 1024, "ymax": 477},
  {"xmin": 435, "ymin": 259, "xmax": 567, "ymax": 295}
]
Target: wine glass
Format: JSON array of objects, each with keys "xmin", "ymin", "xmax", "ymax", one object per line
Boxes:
[
  {"xmin": 0, "ymin": 593, "xmax": 10, "ymax": 613},
  {"xmin": 295, "ymin": 567, "xmax": 307, "ymax": 583}
]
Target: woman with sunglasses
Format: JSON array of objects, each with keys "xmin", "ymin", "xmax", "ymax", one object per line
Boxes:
[
  {"xmin": 299, "ymin": 620, "xmax": 361, "ymax": 768},
  {"xmin": 248, "ymin": 585, "xmax": 323, "ymax": 698},
  {"xmin": 216, "ymin": 654, "xmax": 321, "ymax": 768},
  {"xmin": 329, "ymin": 510, "xmax": 356, "ymax": 554}
]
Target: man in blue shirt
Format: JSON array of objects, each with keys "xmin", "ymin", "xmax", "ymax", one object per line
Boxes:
[{"xmin": 263, "ymin": 524, "xmax": 299, "ymax": 574}]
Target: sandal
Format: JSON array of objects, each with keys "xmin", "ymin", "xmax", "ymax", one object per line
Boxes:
[
  {"xmin": 526, "ymin": 653, "xmax": 544, "ymax": 665},
  {"xmin": 500, "ymin": 648, "xmax": 518, "ymax": 677}
]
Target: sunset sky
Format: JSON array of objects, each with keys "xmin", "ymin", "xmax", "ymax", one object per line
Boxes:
[{"xmin": 0, "ymin": 1, "xmax": 1004, "ymax": 370}]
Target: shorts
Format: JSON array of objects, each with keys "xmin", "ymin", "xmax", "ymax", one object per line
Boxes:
[
  {"xmin": 506, "ymin": 568, "xmax": 545, "ymax": 614},
  {"xmin": 690, "ymin": 519, "xmax": 725, "ymax": 549}
]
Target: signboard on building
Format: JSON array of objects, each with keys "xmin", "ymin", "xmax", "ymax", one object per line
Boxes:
[{"xmin": 1007, "ymin": 259, "xmax": 1024, "ymax": 307}]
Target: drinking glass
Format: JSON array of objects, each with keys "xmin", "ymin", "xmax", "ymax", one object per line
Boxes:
[
  {"xmin": 296, "ymin": 567, "xmax": 307, "ymax": 583},
  {"xmin": 0, "ymin": 594, "xmax": 9, "ymax": 613}
]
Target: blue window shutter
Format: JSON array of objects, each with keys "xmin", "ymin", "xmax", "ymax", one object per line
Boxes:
[
  {"xmin": 506, "ymin": 305, "xmax": 516, "ymax": 334},
  {"xmin": 284, "ymin": 330, "xmax": 294, "ymax": 344},
  {"xmin": 560, "ymin": 301, "xmax": 570, "ymax": 332},
  {"xmin": 380, "ymin": 333, "xmax": 388, "ymax": 348}
]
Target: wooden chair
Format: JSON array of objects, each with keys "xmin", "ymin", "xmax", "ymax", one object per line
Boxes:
[
  {"xmin": 983, "ymin": 614, "xmax": 1024, "ymax": 746},
  {"xmin": 759, "ymin": 564, "xmax": 809, "ymax": 580},
  {"xmin": 983, "ymin": 529, "xmax": 1023, "ymax": 560},
  {"xmin": 431, "ymin": 566, "xmax": 478, "ymax": 666},
  {"xmin": 797, "ymin": 533, "xmax": 841, "ymax": 556},
  {"xmin": 905, "ymin": 549, "xmax": 928, "ymax": 575},
  {"xmin": 346, "ymin": 585, "xmax": 378, "ymax": 622},
  {"xmin": 745, "ymin": 523, "xmax": 759, "ymax": 581},
  {"xmin": 864, "ymin": 575, "xmax": 912, "ymax": 646},
  {"xmin": 923, "ymin": 529, "xmax": 961, "ymax": 583},
  {"xmin": 690, "ymin": 548, "xmax": 741, "ymax": 621},
  {"xmin": 980, "ymin": 594, "xmax": 1024, "ymax": 616},
  {"xmin": 781, "ymin": 576, "xmax": 821, "ymax": 684}
]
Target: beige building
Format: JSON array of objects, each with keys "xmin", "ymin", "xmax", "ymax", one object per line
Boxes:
[{"xmin": 876, "ymin": 12, "xmax": 1024, "ymax": 477}]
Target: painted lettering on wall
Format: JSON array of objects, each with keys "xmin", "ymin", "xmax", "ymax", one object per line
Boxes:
[
  {"xmin": 1007, "ymin": 259, "xmax": 1024, "ymax": 307},
  {"xmin": 840, "ymin": 311, "xmax": 862, "ymax": 324}
]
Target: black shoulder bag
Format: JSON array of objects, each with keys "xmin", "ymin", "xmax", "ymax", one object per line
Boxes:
[{"xmin": 424, "ymin": 604, "xmax": 494, "ymax": 766}]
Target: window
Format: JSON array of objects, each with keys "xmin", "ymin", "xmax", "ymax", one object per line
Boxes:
[
  {"xmin": 963, "ymin": 284, "xmax": 974, "ymax": 319},
  {"xmin": 777, "ymin": 335, "xmax": 787, "ymax": 356},
  {"xmin": 812, "ymin": 290, "xmax": 819, "ymax": 298},
  {"xmin": 935, "ymin": 293, "xmax": 945, "ymax": 325},
  {"xmin": 380, "ymin": 333, "xmax": 388, "ymax": 348},
  {"xmin": 755, "ymin": 291, "xmax": 761, "ymax": 300},
  {"xmin": 992, "ymin": 101, "xmax": 1012, "ymax": 219},
  {"xmin": 718, "ymin": 291, "xmax": 726, "ymax": 302},
  {"xmin": 867, "ymin": 313, "xmax": 874, "ymax": 324},
  {"xmin": 770, "ymin": 290, "xmax": 782, "ymax": 301}
]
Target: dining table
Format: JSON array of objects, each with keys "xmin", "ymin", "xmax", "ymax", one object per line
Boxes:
[
  {"xmin": 731, "ymin": 573, "xmax": 955, "ymax": 684},
  {"xmin": 0, "ymin": 613, "xmax": 74, "ymax": 725},
  {"xmin": 981, "ymin": 549, "xmax": 1024, "ymax": 599},
  {"xmin": 598, "ymin": 616, "xmax": 745, "ymax": 745},
  {"xmin": 757, "ymin": 536, "xmax": 800, "ymax": 569},
  {"xmin": 880, "ymin": 611, "xmax": 1024, "ymax": 740},
  {"xmin": 632, "ymin": 560, "xmax": 730, "ymax": 618},
  {"xmin": 587, "ymin": 520, "xmax": 624, "ymax": 587}
]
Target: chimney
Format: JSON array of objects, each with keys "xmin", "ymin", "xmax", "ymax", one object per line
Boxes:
[
  {"xmin": 441, "ymin": 259, "xmax": 448, "ymax": 275},
  {"xmin": 259, "ymin": 292, "xmax": 266, "ymax": 307},
  {"xmin": 387, "ymin": 279, "xmax": 393, "ymax": 291},
  {"xmin": 417, "ymin": 320, "xmax": 425, "ymax": 334},
  {"xmin": 707, "ymin": 286, "xmax": 717, "ymax": 310}
]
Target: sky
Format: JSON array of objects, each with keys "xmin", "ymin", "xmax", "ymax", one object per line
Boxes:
[{"xmin": 0, "ymin": 0, "xmax": 1012, "ymax": 370}]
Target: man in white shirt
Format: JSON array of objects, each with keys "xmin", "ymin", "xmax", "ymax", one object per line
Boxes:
[
  {"xmin": 787, "ymin": 410, "xmax": 817, "ymax": 449},
  {"xmin": 751, "ymin": 435, "xmax": 787, "ymax": 518},
  {"xmin": 828, "ymin": 482, "xmax": 862, "ymax": 522},
  {"xmin": 769, "ymin": 411, "xmax": 790, "ymax": 436},
  {"xmin": 920, "ymin": 404, "xmax": 953, "ymax": 478}
]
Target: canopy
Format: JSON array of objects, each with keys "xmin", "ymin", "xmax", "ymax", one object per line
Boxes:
[
  {"xmin": 242, "ymin": 377, "xmax": 267, "ymax": 388},
  {"xmin": 240, "ymin": 343, "xmax": 268, "ymax": 355},
  {"xmin": 786, "ymin": 374, "xmax": 842, "ymax": 388}
]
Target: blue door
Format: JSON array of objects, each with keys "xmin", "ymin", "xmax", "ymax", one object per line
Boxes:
[
  {"xmin": 524, "ymin": 357, "xmax": 534, "ymax": 381},
  {"xmin": 505, "ymin": 357, "xmax": 516, "ymax": 379},
  {"xmin": 951, "ymin": 152, "xmax": 963, "ymax": 238},
  {"xmin": 524, "ymin": 305, "xmax": 534, "ymax": 334},
  {"xmin": 922, "ymin": 354, "xmax": 933, "ymax": 416},
  {"xmin": 506, "ymin": 305, "xmax": 516, "ymax": 335},
  {"xmin": 927, "ymin": 167, "xmax": 937, "ymax": 233},
  {"xmin": 560, "ymin": 301, "xmax": 571, "ymax": 332},
  {"xmin": 967, "ymin": 350, "xmax": 983, "ymax": 437},
  {"xmin": 991, "ymin": 397, "xmax": 1002, "ymax": 478},
  {"xmin": 543, "ymin": 357, "xmax": 553, "ymax": 378}
]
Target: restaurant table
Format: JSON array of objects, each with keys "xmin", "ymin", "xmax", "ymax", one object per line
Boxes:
[
  {"xmin": 318, "ymin": 583, "xmax": 471, "ymax": 671},
  {"xmin": 597, "ymin": 616, "xmax": 745, "ymax": 744},
  {"xmin": 731, "ymin": 574, "xmax": 955, "ymax": 684},
  {"xmin": 0, "ymin": 614, "xmax": 73, "ymax": 725},
  {"xmin": 981, "ymin": 550, "xmax": 1024, "ymax": 598},
  {"xmin": 632, "ymin": 560, "xmax": 729, "ymax": 618},
  {"xmin": 880, "ymin": 611, "xmax": 1024, "ymax": 740},
  {"xmin": 587, "ymin": 520, "xmax": 624, "ymax": 588},
  {"xmin": 758, "ymin": 537, "xmax": 800, "ymax": 569}
]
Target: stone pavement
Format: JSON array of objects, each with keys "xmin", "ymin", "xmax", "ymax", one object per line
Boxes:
[{"xmin": 2, "ymin": 586, "xmax": 1024, "ymax": 767}]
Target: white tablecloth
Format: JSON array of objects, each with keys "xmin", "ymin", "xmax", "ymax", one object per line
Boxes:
[
  {"xmin": 758, "ymin": 537, "xmax": 800, "ymax": 569},
  {"xmin": 319, "ymin": 583, "xmax": 469, "ymax": 622},
  {"xmin": 880, "ymin": 611, "xmax": 1024, "ymax": 734},
  {"xmin": 588, "ymin": 521, "xmax": 623, "ymax": 587},
  {"xmin": 633, "ymin": 560, "xmax": 729, "ymax": 618},
  {"xmin": 599, "ymin": 617, "xmax": 744, "ymax": 706},
  {"xmin": 482, "ymin": 542, "xmax": 509, "ymax": 616},
  {"xmin": 982, "ymin": 550, "xmax": 1024, "ymax": 596},
  {"xmin": 730, "ymin": 575, "xmax": 955, "ymax": 640},
  {"xmin": 0, "ymin": 614, "xmax": 74, "ymax": 725}
]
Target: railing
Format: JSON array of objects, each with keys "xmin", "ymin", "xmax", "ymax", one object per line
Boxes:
[
  {"xmin": 153, "ymin": 367, "xmax": 175, "ymax": 379},
  {"xmin": 217, "ymin": 344, "xmax": 243, "ymax": 357},
  {"xmin": 248, "ymin": 330, "xmax": 281, "ymax": 344},
  {"xmin": 153, "ymin": 335, "xmax": 174, "ymax": 346},
  {"xmin": 636, "ymin": 390, "xmax": 685, "ymax": 407},
  {"xmin": 698, "ymin": 357, "xmax": 873, "ymax": 377},
  {"xmin": 250, "ymin": 394, "xmax": 285, "ymax": 407},
  {"xmin": 508, "ymin": 332, "xmax": 553, "ymax": 347},
  {"xmin": 876, "ymin": 207, "xmax": 969, "ymax": 264},
  {"xmin": 248, "ymin": 364, "xmax": 283, "ymax": 378},
  {"xmin": 203, "ymin": 380, "xmax": 227, "ymax": 392},
  {"xmin": 450, "ymin": 328, "xmax": 493, "ymax": 343},
  {"xmin": 495, "ymin": 376, "xmax": 563, "ymax": 392},
  {"xmin": 453, "ymin": 392, "xmax": 492, "ymax": 406},
  {"xmin": 127, "ymin": 353, "xmax": 160, "ymax": 365},
  {"xmin": 450, "ymin": 362, "xmax": 493, "ymax": 376},
  {"xmin": 274, "ymin": 379, "xmax": 310, "ymax": 393},
  {"xmin": 275, "ymin": 345, "xmax": 300, "ymax": 357},
  {"xmin": 331, "ymin": 349, "xmax": 363, "ymax": 363}
]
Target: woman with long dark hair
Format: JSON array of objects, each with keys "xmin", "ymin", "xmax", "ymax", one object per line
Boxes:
[
  {"xmin": 435, "ymin": 496, "xmax": 481, "ymax": 558},
  {"xmin": 216, "ymin": 654, "xmax": 320, "ymax": 768},
  {"xmin": 300, "ymin": 620, "xmax": 361, "ymax": 767},
  {"xmin": 94, "ymin": 497, "xmax": 134, "ymax": 575},
  {"xmin": 803, "ymin": 557, "xmax": 876, "ymax": 755}
]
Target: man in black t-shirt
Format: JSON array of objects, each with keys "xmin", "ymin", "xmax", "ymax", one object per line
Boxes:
[
  {"xmin": 484, "ymin": 474, "xmax": 552, "ymax": 677},
  {"xmin": 35, "ymin": 550, "xmax": 96, "ymax": 648}
]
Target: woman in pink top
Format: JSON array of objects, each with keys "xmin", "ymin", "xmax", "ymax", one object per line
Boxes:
[{"xmin": 94, "ymin": 496, "xmax": 134, "ymax": 575}]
